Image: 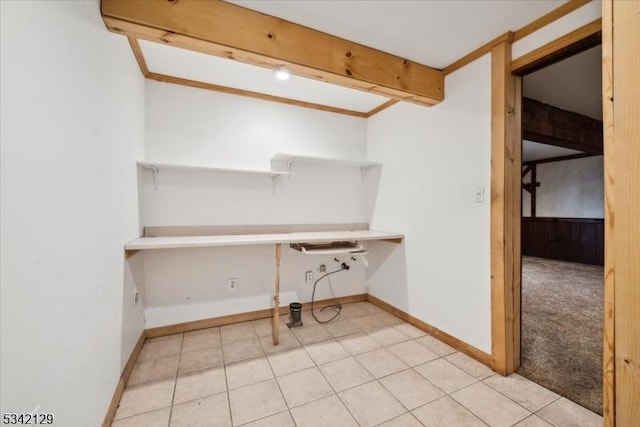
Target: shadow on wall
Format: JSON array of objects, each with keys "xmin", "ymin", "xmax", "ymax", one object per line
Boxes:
[
  {"xmin": 366, "ymin": 241, "xmax": 409, "ymax": 310},
  {"xmin": 364, "ymin": 164, "xmax": 382, "ymax": 224},
  {"xmin": 121, "ymin": 252, "xmax": 145, "ymax": 370}
]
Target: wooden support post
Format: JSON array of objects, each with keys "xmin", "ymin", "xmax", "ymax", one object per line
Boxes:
[
  {"xmin": 272, "ymin": 243, "xmax": 281, "ymax": 346},
  {"xmin": 530, "ymin": 164, "xmax": 537, "ymax": 218},
  {"xmin": 603, "ymin": 1, "xmax": 640, "ymax": 425},
  {"xmin": 602, "ymin": 2, "xmax": 615, "ymax": 424},
  {"xmin": 491, "ymin": 40, "xmax": 521, "ymax": 376}
]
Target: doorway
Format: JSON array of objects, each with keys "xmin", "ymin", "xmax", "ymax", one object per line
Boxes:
[{"xmin": 517, "ymin": 45, "xmax": 604, "ymax": 414}]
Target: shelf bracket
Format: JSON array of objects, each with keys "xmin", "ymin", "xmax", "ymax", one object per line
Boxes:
[
  {"xmin": 271, "ymin": 175, "xmax": 279, "ymax": 194},
  {"xmin": 286, "ymin": 159, "xmax": 295, "ymax": 178},
  {"xmin": 151, "ymin": 165, "xmax": 160, "ymax": 190},
  {"xmin": 360, "ymin": 166, "xmax": 367, "ymax": 183}
]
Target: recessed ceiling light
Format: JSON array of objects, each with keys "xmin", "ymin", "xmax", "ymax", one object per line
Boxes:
[{"xmin": 274, "ymin": 67, "xmax": 291, "ymax": 81}]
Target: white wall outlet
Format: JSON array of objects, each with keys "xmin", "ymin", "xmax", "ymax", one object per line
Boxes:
[
  {"xmin": 133, "ymin": 287, "xmax": 139, "ymax": 304},
  {"xmin": 305, "ymin": 271, "xmax": 313, "ymax": 283},
  {"xmin": 474, "ymin": 185, "xmax": 485, "ymax": 203},
  {"xmin": 319, "ymin": 264, "xmax": 326, "ymax": 273},
  {"xmin": 228, "ymin": 277, "xmax": 237, "ymax": 290}
]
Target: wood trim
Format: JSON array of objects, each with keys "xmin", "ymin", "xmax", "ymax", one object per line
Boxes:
[
  {"xmin": 490, "ymin": 41, "xmax": 520, "ymax": 376},
  {"xmin": 124, "ymin": 249, "xmax": 139, "ymax": 260},
  {"xmin": 127, "ymin": 37, "xmax": 148, "ymax": 77},
  {"xmin": 101, "ymin": 0, "xmax": 444, "ymax": 106},
  {"xmin": 298, "ymin": 294, "xmax": 367, "ymax": 313},
  {"xmin": 145, "ymin": 294, "xmax": 368, "ymax": 338},
  {"xmin": 512, "ymin": 0, "xmax": 593, "ymax": 42},
  {"xmin": 443, "ymin": 32, "xmax": 513, "ymax": 76},
  {"xmin": 511, "ymin": 19, "xmax": 602, "ymax": 75},
  {"xmin": 442, "ymin": 0, "xmax": 592, "ymax": 76},
  {"xmin": 512, "ymin": 77, "xmax": 522, "ymax": 368},
  {"xmin": 610, "ymin": 1, "xmax": 640, "ymax": 424},
  {"xmin": 521, "ymin": 217, "xmax": 604, "ymax": 224},
  {"xmin": 101, "ymin": 332, "xmax": 145, "ymax": 427},
  {"xmin": 522, "ymin": 152, "xmax": 600, "ymax": 166},
  {"xmin": 382, "ymin": 238, "xmax": 403, "ymax": 244},
  {"xmin": 147, "ymin": 72, "xmax": 368, "ymax": 118},
  {"xmin": 128, "ymin": 37, "xmax": 380, "ymax": 119},
  {"xmin": 366, "ymin": 294, "xmax": 492, "ymax": 367},
  {"xmin": 273, "ymin": 243, "xmax": 281, "ymax": 345},
  {"xmin": 601, "ymin": 2, "xmax": 614, "ymax": 425},
  {"xmin": 365, "ymin": 99, "xmax": 399, "ymax": 118},
  {"xmin": 146, "ymin": 308, "xmax": 274, "ymax": 338}
]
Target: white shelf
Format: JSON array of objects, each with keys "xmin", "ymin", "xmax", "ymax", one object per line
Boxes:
[
  {"xmin": 271, "ymin": 153, "xmax": 381, "ymax": 170},
  {"xmin": 125, "ymin": 229, "xmax": 403, "ymax": 251},
  {"xmin": 138, "ymin": 161, "xmax": 289, "ymax": 178}
]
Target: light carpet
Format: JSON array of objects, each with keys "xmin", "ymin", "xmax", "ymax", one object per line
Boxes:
[{"xmin": 519, "ymin": 256, "xmax": 603, "ymax": 415}]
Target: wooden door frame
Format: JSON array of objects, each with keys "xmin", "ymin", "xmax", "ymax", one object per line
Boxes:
[
  {"xmin": 490, "ymin": 39, "xmax": 521, "ymax": 376},
  {"xmin": 601, "ymin": 2, "xmax": 640, "ymax": 426},
  {"xmin": 490, "ymin": 12, "xmax": 610, "ymax": 412}
]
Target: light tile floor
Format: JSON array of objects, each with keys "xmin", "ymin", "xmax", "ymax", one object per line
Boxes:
[{"xmin": 112, "ymin": 302, "xmax": 603, "ymax": 427}]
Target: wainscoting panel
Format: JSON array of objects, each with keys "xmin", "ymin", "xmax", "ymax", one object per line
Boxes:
[{"xmin": 522, "ymin": 217, "xmax": 604, "ymax": 265}]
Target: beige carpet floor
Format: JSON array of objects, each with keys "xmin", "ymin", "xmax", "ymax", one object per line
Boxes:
[{"xmin": 518, "ymin": 256, "xmax": 603, "ymax": 415}]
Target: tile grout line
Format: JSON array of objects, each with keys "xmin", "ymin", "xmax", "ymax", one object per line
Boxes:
[
  {"xmin": 412, "ymin": 394, "xmax": 492, "ymax": 427},
  {"xmin": 446, "ymin": 380, "xmax": 538, "ymax": 427},
  {"xmin": 530, "ymin": 395, "xmax": 567, "ymax": 426},
  {"xmin": 167, "ymin": 333, "xmax": 185, "ymax": 427},
  {"xmin": 298, "ymin": 322, "xmax": 367, "ymax": 425},
  {"xmin": 217, "ymin": 326, "xmax": 237, "ymax": 427},
  {"xmin": 259, "ymin": 319, "xmax": 302, "ymax": 426},
  {"xmin": 138, "ymin": 304, "xmax": 586, "ymax": 427},
  {"xmin": 329, "ymin": 335, "xmax": 406, "ymax": 426},
  {"xmin": 481, "ymin": 374, "xmax": 563, "ymax": 415}
]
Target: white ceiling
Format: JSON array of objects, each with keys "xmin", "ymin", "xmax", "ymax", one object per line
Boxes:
[
  {"xmin": 140, "ymin": 1, "xmax": 578, "ymax": 114},
  {"xmin": 231, "ymin": 0, "xmax": 565, "ymax": 69},
  {"xmin": 523, "ymin": 45, "xmax": 602, "ymax": 120},
  {"xmin": 140, "ymin": 40, "xmax": 388, "ymax": 113},
  {"xmin": 523, "ymin": 140, "xmax": 582, "ymax": 162}
]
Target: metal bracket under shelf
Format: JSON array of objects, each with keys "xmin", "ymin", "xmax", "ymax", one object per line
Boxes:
[
  {"xmin": 283, "ymin": 158, "xmax": 372, "ymax": 184},
  {"xmin": 151, "ymin": 165, "xmax": 160, "ymax": 190},
  {"xmin": 271, "ymin": 175, "xmax": 281, "ymax": 194},
  {"xmin": 289, "ymin": 241, "xmax": 368, "ymax": 255}
]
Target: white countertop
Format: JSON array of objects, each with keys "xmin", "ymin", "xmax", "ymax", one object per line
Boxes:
[{"xmin": 125, "ymin": 229, "xmax": 403, "ymax": 251}]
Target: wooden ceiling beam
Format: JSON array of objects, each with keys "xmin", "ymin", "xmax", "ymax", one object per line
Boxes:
[
  {"xmin": 101, "ymin": 0, "xmax": 444, "ymax": 106},
  {"xmin": 522, "ymin": 97, "xmax": 603, "ymax": 154},
  {"xmin": 146, "ymin": 72, "xmax": 368, "ymax": 118}
]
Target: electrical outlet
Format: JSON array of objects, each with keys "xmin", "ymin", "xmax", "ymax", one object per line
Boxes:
[
  {"xmin": 319, "ymin": 264, "xmax": 326, "ymax": 273},
  {"xmin": 133, "ymin": 287, "xmax": 139, "ymax": 304},
  {"xmin": 305, "ymin": 271, "xmax": 313, "ymax": 283},
  {"xmin": 228, "ymin": 277, "xmax": 237, "ymax": 290},
  {"xmin": 474, "ymin": 185, "xmax": 485, "ymax": 203}
]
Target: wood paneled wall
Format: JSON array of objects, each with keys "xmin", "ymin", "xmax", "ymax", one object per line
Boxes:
[{"xmin": 522, "ymin": 217, "xmax": 604, "ymax": 265}]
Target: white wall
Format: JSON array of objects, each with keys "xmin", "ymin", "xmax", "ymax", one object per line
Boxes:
[
  {"xmin": 139, "ymin": 164, "xmax": 368, "ymax": 227},
  {"xmin": 523, "ymin": 156, "xmax": 604, "ymax": 218},
  {"xmin": 145, "ymin": 80, "xmax": 367, "ymax": 170},
  {"xmin": 0, "ymin": 2, "xmax": 145, "ymax": 425},
  {"xmin": 365, "ymin": 2, "xmax": 602, "ymax": 354},
  {"xmin": 512, "ymin": 1, "xmax": 602, "ymax": 60},
  {"xmin": 141, "ymin": 81, "xmax": 369, "ymax": 327},
  {"xmin": 366, "ymin": 56, "xmax": 492, "ymax": 352},
  {"xmin": 144, "ymin": 246, "xmax": 367, "ymax": 328}
]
